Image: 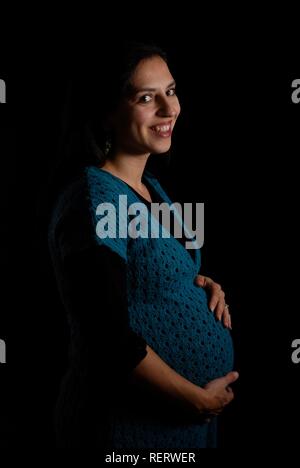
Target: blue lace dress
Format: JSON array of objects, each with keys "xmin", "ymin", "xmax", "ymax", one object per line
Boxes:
[{"xmin": 48, "ymin": 166, "xmax": 234, "ymax": 448}]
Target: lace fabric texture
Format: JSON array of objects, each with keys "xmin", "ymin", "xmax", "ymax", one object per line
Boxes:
[{"xmin": 48, "ymin": 166, "xmax": 234, "ymax": 448}]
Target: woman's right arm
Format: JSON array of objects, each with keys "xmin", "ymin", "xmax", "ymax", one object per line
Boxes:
[
  {"xmin": 60, "ymin": 241, "xmax": 237, "ymax": 419},
  {"xmin": 53, "ymin": 192, "xmax": 238, "ymax": 419},
  {"xmin": 131, "ymin": 344, "xmax": 239, "ymax": 418},
  {"xmin": 61, "ymin": 242, "xmax": 238, "ymax": 419}
]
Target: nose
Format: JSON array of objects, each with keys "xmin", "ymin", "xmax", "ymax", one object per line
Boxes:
[{"xmin": 157, "ymin": 96, "xmax": 177, "ymax": 118}]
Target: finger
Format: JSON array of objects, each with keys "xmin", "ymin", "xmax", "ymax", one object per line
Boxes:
[
  {"xmin": 214, "ymin": 297, "xmax": 226, "ymax": 321},
  {"xmin": 225, "ymin": 385, "xmax": 233, "ymax": 395},
  {"xmin": 220, "ymin": 389, "xmax": 234, "ymax": 406},
  {"xmin": 210, "ymin": 289, "xmax": 224, "ymax": 315},
  {"xmin": 223, "ymin": 393, "xmax": 234, "ymax": 406},
  {"xmin": 228, "ymin": 312, "xmax": 232, "ymax": 330},
  {"xmin": 223, "ymin": 371, "xmax": 239, "ymax": 386},
  {"xmin": 226, "ymin": 389, "xmax": 235, "ymax": 403},
  {"xmin": 222, "ymin": 307, "xmax": 231, "ymax": 328},
  {"xmin": 203, "ymin": 276, "xmax": 214, "ymax": 286},
  {"xmin": 194, "ymin": 275, "xmax": 206, "ymax": 287}
]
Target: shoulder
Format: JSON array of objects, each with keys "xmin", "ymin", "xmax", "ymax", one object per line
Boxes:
[
  {"xmin": 48, "ymin": 166, "xmax": 132, "ymax": 262},
  {"xmin": 48, "ymin": 171, "xmax": 90, "ymax": 235},
  {"xmin": 50, "ymin": 166, "xmax": 129, "ymax": 226}
]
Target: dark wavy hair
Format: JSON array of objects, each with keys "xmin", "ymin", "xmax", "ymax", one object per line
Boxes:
[{"xmin": 38, "ymin": 41, "xmax": 169, "ymax": 227}]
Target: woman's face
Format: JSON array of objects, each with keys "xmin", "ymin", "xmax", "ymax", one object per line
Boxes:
[{"xmin": 112, "ymin": 55, "xmax": 181, "ymax": 156}]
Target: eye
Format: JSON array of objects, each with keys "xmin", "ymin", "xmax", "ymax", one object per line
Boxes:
[
  {"xmin": 167, "ymin": 88, "xmax": 176, "ymax": 96},
  {"xmin": 139, "ymin": 94, "xmax": 152, "ymax": 103}
]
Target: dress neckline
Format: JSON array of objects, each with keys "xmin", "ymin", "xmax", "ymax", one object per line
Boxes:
[
  {"xmin": 91, "ymin": 166, "xmax": 199, "ymax": 265},
  {"xmin": 96, "ymin": 167, "xmax": 160, "ymax": 204}
]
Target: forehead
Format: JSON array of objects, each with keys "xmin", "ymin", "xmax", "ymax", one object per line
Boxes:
[{"xmin": 130, "ymin": 56, "xmax": 174, "ymax": 89}]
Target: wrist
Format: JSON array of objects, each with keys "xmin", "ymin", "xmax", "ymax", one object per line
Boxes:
[{"xmin": 175, "ymin": 377, "xmax": 208, "ymax": 412}]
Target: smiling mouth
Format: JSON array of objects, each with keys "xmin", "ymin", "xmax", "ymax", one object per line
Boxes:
[{"xmin": 150, "ymin": 121, "xmax": 173, "ymax": 137}]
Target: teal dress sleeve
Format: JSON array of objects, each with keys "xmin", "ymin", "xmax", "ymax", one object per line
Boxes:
[
  {"xmin": 48, "ymin": 175, "xmax": 148, "ymax": 447},
  {"xmin": 61, "ymin": 242, "xmax": 148, "ymax": 378}
]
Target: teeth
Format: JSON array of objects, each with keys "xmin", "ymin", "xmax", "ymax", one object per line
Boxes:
[{"xmin": 153, "ymin": 124, "xmax": 171, "ymax": 132}]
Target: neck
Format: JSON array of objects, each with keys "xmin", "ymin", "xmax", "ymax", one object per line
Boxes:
[{"xmin": 101, "ymin": 152, "xmax": 150, "ymax": 190}]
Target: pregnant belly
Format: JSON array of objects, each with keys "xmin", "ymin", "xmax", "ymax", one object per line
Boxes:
[{"xmin": 129, "ymin": 284, "xmax": 234, "ymax": 387}]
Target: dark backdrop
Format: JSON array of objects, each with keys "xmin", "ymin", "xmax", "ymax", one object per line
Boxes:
[{"xmin": 1, "ymin": 34, "xmax": 299, "ymax": 449}]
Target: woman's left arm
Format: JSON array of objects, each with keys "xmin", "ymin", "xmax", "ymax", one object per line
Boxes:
[{"xmin": 194, "ymin": 275, "xmax": 232, "ymax": 329}]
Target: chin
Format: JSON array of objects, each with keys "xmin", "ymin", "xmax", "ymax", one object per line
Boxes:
[{"xmin": 152, "ymin": 143, "xmax": 172, "ymax": 154}]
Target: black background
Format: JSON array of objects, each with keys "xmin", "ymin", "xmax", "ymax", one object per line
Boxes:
[{"xmin": 1, "ymin": 29, "xmax": 299, "ymax": 449}]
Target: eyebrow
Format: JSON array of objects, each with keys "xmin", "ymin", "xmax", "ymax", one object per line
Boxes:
[{"xmin": 133, "ymin": 80, "xmax": 176, "ymax": 95}]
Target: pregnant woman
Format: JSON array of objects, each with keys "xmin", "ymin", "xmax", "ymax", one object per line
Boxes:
[{"xmin": 47, "ymin": 41, "xmax": 238, "ymax": 449}]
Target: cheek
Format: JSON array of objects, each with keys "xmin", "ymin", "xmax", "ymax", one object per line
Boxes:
[{"xmin": 131, "ymin": 108, "xmax": 153, "ymax": 129}]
